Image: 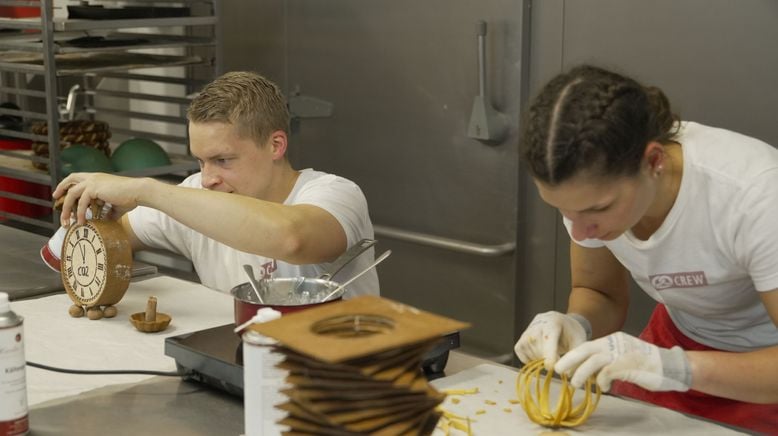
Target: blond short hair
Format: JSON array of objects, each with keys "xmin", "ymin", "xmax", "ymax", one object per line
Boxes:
[{"xmin": 187, "ymin": 71, "xmax": 290, "ymax": 146}]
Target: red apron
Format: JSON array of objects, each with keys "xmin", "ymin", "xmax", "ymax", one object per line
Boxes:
[{"xmin": 610, "ymin": 304, "xmax": 778, "ymax": 435}]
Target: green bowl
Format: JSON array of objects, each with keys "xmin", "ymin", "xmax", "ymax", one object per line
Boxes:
[
  {"xmin": 60, "ymin": 144, "xmax": 115, "ymax": 176},
  {"xmin": 111, "ymin": 138, "xmax": 171, "ymax": 172}
]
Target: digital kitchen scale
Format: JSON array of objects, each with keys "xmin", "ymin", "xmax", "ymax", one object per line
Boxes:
[{"xmin": 164, "ymin": 324, "xmax": 460, "ymax": 397}]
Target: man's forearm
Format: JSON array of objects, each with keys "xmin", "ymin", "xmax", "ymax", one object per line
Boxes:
[{"xmin": 136, "ymin": 178, "xmax": 345, "ymax": 263}]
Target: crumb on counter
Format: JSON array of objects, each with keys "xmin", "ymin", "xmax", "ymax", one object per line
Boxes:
[{"xmin": 442, "ymin": 387, "xmax": 480, "ymax": 395}]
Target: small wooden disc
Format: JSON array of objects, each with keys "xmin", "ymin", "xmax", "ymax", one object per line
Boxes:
[{"xmin": 130, "ymin": 312, "xmax": 171, "ymax": 333}]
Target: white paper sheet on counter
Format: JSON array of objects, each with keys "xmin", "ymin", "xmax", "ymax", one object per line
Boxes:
[
  {"xmin": 431, "ymin": 363, "xmax": 746, "ymax": 435},
  {"xmin": 10, "ymin": 275, "xmax": 235, "ymax": 407}
]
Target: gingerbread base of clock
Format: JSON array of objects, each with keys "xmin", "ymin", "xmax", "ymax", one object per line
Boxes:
[{"xmin": 164, "ymin": 324, "xmax": 460, "ymax": 397}]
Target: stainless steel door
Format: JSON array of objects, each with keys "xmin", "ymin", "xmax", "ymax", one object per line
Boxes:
[{"xmin": 221, "ymin": 0, "xmax": 531, "ymax": 359}]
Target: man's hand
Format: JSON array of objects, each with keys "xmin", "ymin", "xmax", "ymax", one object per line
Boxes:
[
  {"xmin": 53, "ymin": 172, "xmax": 149, "ymax": 226},
  {"xmin": 514, "ymin": 311, "xmax": 591, "ymax": 370},
  {"xmin": 555, "ymin": 331, "xmax": 692, "ymax": 392}
]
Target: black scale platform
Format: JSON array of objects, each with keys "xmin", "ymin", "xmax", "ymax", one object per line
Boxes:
[{"xmin": 164, "ymin": 324, "xmax": 460, "ymax": 397}]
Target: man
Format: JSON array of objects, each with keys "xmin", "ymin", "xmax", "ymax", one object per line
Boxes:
[{"xmin": 52, "ymin": 71, "xmax": 379, "ymax": 297}]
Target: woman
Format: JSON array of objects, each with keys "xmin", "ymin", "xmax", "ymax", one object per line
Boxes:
[{"xmin": 513, "ymin": 65, "xmax": 778, "ymax": 433}]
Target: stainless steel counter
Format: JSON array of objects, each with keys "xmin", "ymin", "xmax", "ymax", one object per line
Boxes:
[
  {"xmin": 0, "ymin": 223, "xmax": 157, "ymax": 300},
  {"xmin": 26, "ymin": 350, "xmax": 748, "ymax": 436},
  {"xmin": 25, "ymin": 351, "xmax": 477, "ymax": 436},
  {"xmin": 10, "ymin": 262, "xmax": 748, "ymax": 435},
  {"xmin": 29, "ymin": 376, "xmax": 243, "ymax": 436},
  {"xmin": 0, "ymin": 224, "xmax": 63, "ymax": 300}
]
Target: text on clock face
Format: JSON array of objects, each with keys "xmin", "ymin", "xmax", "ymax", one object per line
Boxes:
[{"xmin": 65, "ymin": 225, "xmax": 107, "ymax": 300}]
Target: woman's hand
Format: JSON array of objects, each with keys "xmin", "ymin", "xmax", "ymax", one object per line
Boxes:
[
  {"xmin": 514, "ymin": 311, "xmax": 591, "ymax": 370},
  {"xmin": 555, "ymin": 331, "xmax": 692, "ymax": 392}
]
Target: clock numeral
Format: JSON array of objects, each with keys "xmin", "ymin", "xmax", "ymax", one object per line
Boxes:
[
  {"xmin": 66, "ymin": 255, "xmax": 72, "ymax": 262},
  {"xmin": 97, "ymin": 263, "xmax": 105, "ymax": 271},
  {"xmin": 83, "ymin": 228, "xmax": 89, "ymax": 238},
  {"xmin": 79, "ymin": 288, "xmax": 84, "ymax": 297},
  {"xmin": 95, "ymin": 277, "xmax": 102, "ymax": 287},
  {"xmin": 67, "ymin": 267, "xmax": 73, "ymax": 277},
  {"xmin": 96, "ymin": 248, "xmax": 103, "ymax": 256}
]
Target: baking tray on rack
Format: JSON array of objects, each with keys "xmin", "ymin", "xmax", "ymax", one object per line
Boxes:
[
  {"xmin": 0, "ymin": 51, "xmax": 203, "ymax": 75},
  {"xmin": 68, "ymin": 5, "xmax": 189, "ymax": 20}
]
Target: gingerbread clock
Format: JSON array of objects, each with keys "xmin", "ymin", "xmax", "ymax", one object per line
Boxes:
[{"xmin": 60, "ymin": 203, "xmax": 132, "ymax": 320}]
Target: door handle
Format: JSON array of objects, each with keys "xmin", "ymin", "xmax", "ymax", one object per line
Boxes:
[{"xmin": 373, "ymin": 224, "xmax": 515, "ymax": 257}]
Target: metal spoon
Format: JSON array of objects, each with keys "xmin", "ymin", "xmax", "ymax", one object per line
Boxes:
[
  {"xmin": 321, "ymin": 250, "xmax": 392, "ymax": 302},
  {"xmin": 319, "ymin": 238, "xmax": 377, "ymax": 281},
  {"xmin": 242, "ymin": 264, "xmax": 265, "ymax": 304},
  {"xmin": 292, "ymin": 238, "xmax": 377, "ymax": 294}
]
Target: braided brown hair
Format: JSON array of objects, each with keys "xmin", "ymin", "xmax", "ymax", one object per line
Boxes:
[{"xmin": 520, "ymin": 65, "xmax": 679, "ymax": 185}]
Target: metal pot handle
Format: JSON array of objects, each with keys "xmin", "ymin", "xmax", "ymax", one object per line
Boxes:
[{"xmin": 318, "ymin": 238, "xmax": 377, "ymax": 281}]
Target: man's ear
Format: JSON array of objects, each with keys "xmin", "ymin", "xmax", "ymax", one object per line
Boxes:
[
  {"xmin": 268, "ymin": 130, "xmax": 288, "ymax": 160},
  {"xmin": 643, "ymin": 141, "xmax": 666, "ymax": 177}
]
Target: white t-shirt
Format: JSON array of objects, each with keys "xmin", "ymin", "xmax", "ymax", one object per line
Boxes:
[
  {"xmin": 127, "ymin": 168, "xmax": 379, "ymax": 298},
  {"xmin": 564, "ymin": 122, "xmax": 778, "ymax": 352}
]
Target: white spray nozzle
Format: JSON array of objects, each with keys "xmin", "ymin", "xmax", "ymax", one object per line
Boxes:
[
  {"xmin": 253, "ymin": 307, "xmax": 282, "ymax": 323},
  {"xmin": 0, "ymin": 292, "xmax": 10, "ymax": 313},
  {"xmin": 233, "ymin": 307, "xmax": 282, "ymax": 333}
]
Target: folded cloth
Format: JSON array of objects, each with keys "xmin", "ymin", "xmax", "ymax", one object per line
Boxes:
[{"xmin": 10, "ymin": 275, "xmax": 234, "ymax": 407}]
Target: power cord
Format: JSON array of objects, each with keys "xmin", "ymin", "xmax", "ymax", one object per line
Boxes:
[{"xmin": 27, "ymin": 360, "xmax": 181, "ymax": 377}]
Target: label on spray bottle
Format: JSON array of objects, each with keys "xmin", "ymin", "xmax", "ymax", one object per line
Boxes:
[{"xmin": 0, "ymin": 292, "xmax": 29, "ymax": 436}]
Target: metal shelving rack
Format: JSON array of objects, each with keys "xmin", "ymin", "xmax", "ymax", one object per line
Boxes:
[{"xmin": 0, "ymin": 0, "xmax": 220, "ymax": 231}]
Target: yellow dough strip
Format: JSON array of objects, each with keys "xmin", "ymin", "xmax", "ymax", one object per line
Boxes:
[{"xmin": 516, "ymin": 359, "xmax": 601, "ymax": 428}]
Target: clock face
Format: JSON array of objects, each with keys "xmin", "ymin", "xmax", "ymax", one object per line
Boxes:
[{"xmin": 63, "ymin": 223, "xmax": 107, "ymax": 304}]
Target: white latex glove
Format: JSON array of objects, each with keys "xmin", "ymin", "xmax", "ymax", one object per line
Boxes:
[
  {"xmin": 554, "ymin": 331, "xmax": 692, "ymax": 392},
  {"xmin": 514, "ymin": 311, "xmax": 592, "ymax": 370}
]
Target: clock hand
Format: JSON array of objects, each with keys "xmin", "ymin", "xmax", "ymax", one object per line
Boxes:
[{"xmin": 79, "ymin": 243, "xmax": 86, "ymax": 263}]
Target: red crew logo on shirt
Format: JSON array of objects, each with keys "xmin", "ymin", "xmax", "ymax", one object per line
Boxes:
[
  {"xmin": 257, "ymin": 259, "xmax": 277, "ymax": 279},
  {"xmin": 649, "ymin": 271, "xmax": 708, "ymax": 290}
]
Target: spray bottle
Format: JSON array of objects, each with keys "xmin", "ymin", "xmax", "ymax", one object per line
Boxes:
[
  {"xmin": 0, "ymin": 292, "xmax": 29, "ymax": 436},
  {"xmin": 242, "ymin": 307, "xmax": 288, "ymax": 436}
]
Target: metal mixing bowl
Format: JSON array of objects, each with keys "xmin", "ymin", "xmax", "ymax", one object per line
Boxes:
[{"xmin": 231, "ymin": 277, "xmax": 345, "ymax": 328}]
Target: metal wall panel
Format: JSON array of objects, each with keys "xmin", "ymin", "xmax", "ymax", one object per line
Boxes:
[
  {"xmin": 219, "ymin": 0, "xmax": 286, "ymax": 82},
  {"xmin": 561, "ymin": 0, "xmax": 778, "ymax": 146},
  {"xmin": 284, "ymin": 1, "xmax": 528, "ymax": 360},
  {"xmin": 222, "ymin": 0, "xmax": 531, "ymax": 359}
]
